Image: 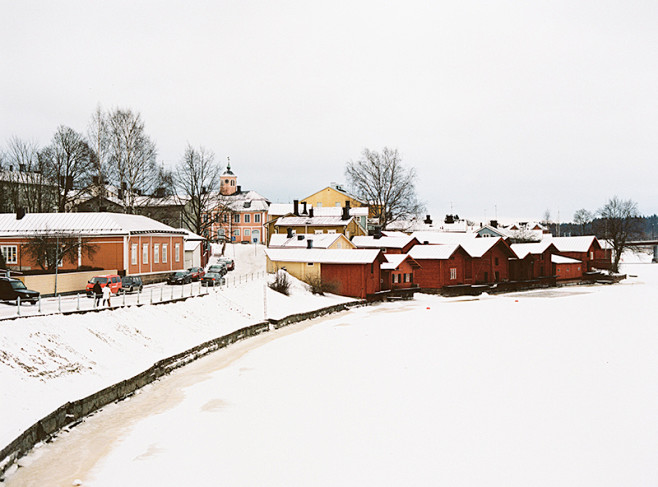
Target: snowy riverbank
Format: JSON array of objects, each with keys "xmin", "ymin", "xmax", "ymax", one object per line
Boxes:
[{"xmin": 0, "ymin": 244, "xmax": 354, "ymax": 450}]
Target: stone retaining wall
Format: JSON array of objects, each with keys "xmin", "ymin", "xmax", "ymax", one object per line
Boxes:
[{"xmin": 0, "ymin": 300, "xmax": 363, "ymax": 478}]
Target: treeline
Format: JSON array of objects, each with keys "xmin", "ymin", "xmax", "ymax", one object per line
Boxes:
[
  {"xmin": 0, "ymin": 107, "xmax": 173, "ymax": 213},
  {"xmin": 555, "ymin": 215, "xmax": 658, "ymax": 240}
]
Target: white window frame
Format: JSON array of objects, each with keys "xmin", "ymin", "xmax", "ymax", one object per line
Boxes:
[
  {"xmin": 233, "ymin": 214, "xmax": 240, "ymax": 223},
  {"xmin": 254, "ymin": 213, "xmax": 261, "ymax": 223},
  {"xmin": 142, "ymin": 244, "xmax": 149, "ymax": 264},
  {"xmin": 162, "ymin": 244, "xmax": 168, "ymax": 263},
  {"xmin": 244, "ymin": 229, "xmax": 251, "ymax": 236},
  {"xmin": 175, "ymin": 243, "xmax": 180, "ymax": 262},
  {"xmin": 244, "ymin": 214, "xmax": 251, "ymax": 223},
  {"xmin": 1, "ymin": 245, "xmax": 17, "ymax": 264},
  {"xmin": 154, "ymin": 244, "xmax": 160, "ymax": 264},
  {"xmin": 131, "ymin": 244, "xmax": 138, "ymax": 265},
  {"xmin": 450, "ymin": 268, "xmax": 457, "ymax": 280},
  {"xmin": 233, "ymin": 229, "xmax": 240, "ymax": 236}
]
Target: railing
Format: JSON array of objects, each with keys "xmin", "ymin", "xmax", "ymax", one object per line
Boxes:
[{"xmin": 0, "ymin": 271, "xmax": 267, "ymax": 320}]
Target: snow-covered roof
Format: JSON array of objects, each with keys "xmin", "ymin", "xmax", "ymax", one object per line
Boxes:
[
  {"xmin": 352, "ymin": 235, "xmax": 416, "ymax": 249},
  {"xmin": 411, "ymin": 231, "xmax": 477, "ymax": 245},
  {"xmin": 265, "ymin": 248, "xmax": 382, "ymax": 264},
  {"xmin": 268, "ymin": 233, "xmax": 352, "ymax": 249},
  {"xmin": 381, "ymin": 230, "xmax": 409, "ymax": 237},
  {"xmin": 134, "ymin": 195, "xmax": 187, "ymax": 207},
  {"xmin": 275, "ymin": 216, "xmax": 353, "ymax": 227},
  {"xmin": 184, "ymin": 240, "xmax": 201, "ymax": 252},
  {"xmin": 381, "ymin": 253, "xmax": 420, "ymax": 270},
  {"xmin": 461, "ymin": 237, "xmax": 508, "ymax": 258},
  {"xmin": 176, "ymin": 228, "xmax": 206, "ymax": 241},
  {"xmin": 547, "ymin": 236, "xmax": 598, "ymax": 252},
  {"xmin": 510, "ymin": 241, "xmax": 555, "ymax": 259},
  {"xmin": 312, "ymin": 207, "xmax": 369, "ymax": 217},
  {"xmin": 408, "ymin": 244, "xmax": 462, "ymax": 260},
  {"xmin": 214, "ymin": 190, "xmax": 270, "ymax": 212},
  {"xmin": 0, "ymin": 212, "xmax": 185, "ymax": 237},
  {"xmin": 268, "ymin": 203, "xmax": 294, "ymax": 217},
  {"xmin": 552, "ymin": 254, "xmax": 581, "ymax": 264}
]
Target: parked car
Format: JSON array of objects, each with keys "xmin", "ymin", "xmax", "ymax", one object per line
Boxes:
[
  {"xmin": 168, "ymin": 270, "xmax": 192, "ymax": 285},
  {"xmin": 121, "ymin": 276, "xmax": 144, "ymax": 294},
  {"xmin": 187, "ymin": 266, "xmax": 205, "ymax": 281},
  {"xmin": 0, "ymin": 277, "xmax": 40, "ymax": 304},
  {"xmin": 86, "ymin": 274, "xmax": 122, "ymax": 297},
  {"xmin": 207, "ymin": 263, "xmax": 227, "ymax": 276},
  {"xmin": 218, "ymin": 257, "xmax": 235, "ymax": 271},
  {"xmin": 201, "ymin": 272, "xmax": 225, "ymax": 287}
]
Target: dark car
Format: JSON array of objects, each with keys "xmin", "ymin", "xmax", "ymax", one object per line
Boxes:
[
  {"xmin": 0, "ymin": 277, "xmax": 40, "ymax": 304},
  {"xmin": 187, "ymin": 267, "xmax": 205, "ymax": 281},
  {"xmin": 207, "ymin": 263, "xmax": 227, "ymax": 276},
  {"xmin": 121, "ymin": 276, "xmax": 144, "ymax": 294},
  {"xmin": 168, "ymin": 270, "xmax": 191, "ymax": 285},
  {"xmin": 218, "ymin": 257, "xmax": 235, "ymax": 271},
  {"xmin": 201, "ymin": 272, "xmax": 225, "ymax": 287}
]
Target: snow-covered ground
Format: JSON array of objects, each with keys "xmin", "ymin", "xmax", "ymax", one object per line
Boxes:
[
  {"xmin": 0, "ymin": 244, "xmax": 354, "ymax": 451},
  {"xmin": 3, "ymin": 250, "xmax": 658, "ymax": 486}
]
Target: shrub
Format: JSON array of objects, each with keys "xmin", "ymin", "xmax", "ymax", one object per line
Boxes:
[
  {"xmin": 269, "ymin": 270, "xmax": 291, "ymax": 296},
  {"xmin": 304, "ymin": 276, "xmax": 339, "ymax": 295}
]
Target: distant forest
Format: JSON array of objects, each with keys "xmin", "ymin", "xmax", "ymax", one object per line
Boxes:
[{"xmin": 553, "ymin": 214, "xmax": 658, "ymax": 240}]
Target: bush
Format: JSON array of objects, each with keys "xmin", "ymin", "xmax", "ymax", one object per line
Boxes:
[
  {"xmin": 304, "ymin": 276, "xmax": 339, "ymax": 295},
  {"xmin": 269, "ymin": 270, "xmax": 291, "ymax": 296}
]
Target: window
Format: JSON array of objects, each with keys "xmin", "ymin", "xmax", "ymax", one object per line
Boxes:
[
  {"xmin": 589, "ymin": 251, "xmax": 594, "ymax": 260},
  {"xmin": 335, "ymin": 202, "xmax": 341, "ymax": 207},
  {"xmin": 233, "ymin": 229, "xmax": 240, "ymax": 236},
  {"xmin": 307, "ymin": 262, "xmax": 314, "ymax": 266},
  {"xmin": 316, "ymin": 202, "xmax": 322, "ymax": 208},
  {"xmin": 450, "ymin": 268, "xmax": 457, "ymax": 280},
  {"xmin": 244, "ymin": 214, "xmax": 251, "ymax": 223},
  {"xmin": 392, "ymin": 273, "xmax": 399, "ymax": 283},
  {"xmin": 494, "ymin": 257, "xmax": 499, "ymax": 266},
  {"xmin": 328, "ymin": 230, "xmax": 336, "ymax": 234},
  {"xmin": 142, "ymin": 244, "xmax": 149, "ymax": 264},
  {"xmin": 131, "ymin": 244, "xmax": 138, "ymax": 265},
  {"xmin": 233, "ymin": 214, "xmax": 240, "ymax": 223},
  {"xmin": 1, "ymin": 245, "xmax": 17, "ymax": 264},
  {"xmin": 315, "ymin": 230, "xmax": 323, "ymax": 234},
  {"xmin": 254, "ymin": 213, "xmax": 261, "ymax": 223},
  {"xmin": 223, "ymin": 214, "xmax": 228, "ymax": 223},
  {"xmin": 162, "ymin": 244, "xmax": 168, "ymax": 263},
  {"xmin": 175, "ymin": 243, "xmax": 180, "ymax": 262},
  {"xmin": 154, "ymin": 244, "xmax": 160, "ymax": 263},
  {"xmin": 245, "ymin": 229, "xmax": 251, "ymax": 236}
]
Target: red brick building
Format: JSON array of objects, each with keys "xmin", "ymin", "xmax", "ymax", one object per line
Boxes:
[
  {"xmin": 549, "ymin": 236, "xmax": 611, "ymax": 271},
  {"xmin": 552, "ymin": 254, "xmax": 583, "ymax": 280},
  {"xmin": 380, "ymin": 254, "xmax": 421, "ymax": 290},
  {"xmin": 461, "ymin": 237, "xmax": 516, "ymax": 283},
  {"xmin": 509, "ymin": 241, "xmax": 558, "ymax": 281}
]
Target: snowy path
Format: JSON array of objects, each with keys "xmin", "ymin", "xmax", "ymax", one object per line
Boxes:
[{"xmin": 5, "ymin": 262, "xmax": 658, "ymax": 486}]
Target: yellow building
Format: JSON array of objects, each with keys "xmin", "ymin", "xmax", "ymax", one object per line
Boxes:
[
  {"xmin": 300, "ymin": 183, "xmax": 366, "ymax": 209},
  {"xmin": 268, "ymin": 233, "xmax": 356, "ymax": 249},
  {"xmin": 273, "ymin": 214, "xmax": 366, "ymax": 240}
]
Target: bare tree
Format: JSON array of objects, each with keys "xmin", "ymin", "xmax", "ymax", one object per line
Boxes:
[
  {"xmin": 173, "ymin": 144, "xmax": 223, "ymax": 236},
  {"xmin": 105, "ymin": 108, "xmax": 158, "ymax": 212},
  {"xmin": 42, "ymin": 126, "xmax": 92, "ymax": 212},
  {"xmin": 595, "ymin": 196, "xmax": 642, "ymax": 273},
  {"xmin": 87, "ymin": 105, "xmax": 111, "ymax": 210},
  {"xmin": 345, "ymin": 147, "xmax": 424, "ymax": 228},
  {"xmin": 573, "ymin": 208, "xmax": 593, "ymax": 235},
  {"xmin": 23, "ymin": 230, "xmax": 98, "ymax": 271}
]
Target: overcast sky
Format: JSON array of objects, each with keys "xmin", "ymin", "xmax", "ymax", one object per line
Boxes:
[{"xmin": 2, "ymin": 0, "xmax": 657, "ymax": 222}]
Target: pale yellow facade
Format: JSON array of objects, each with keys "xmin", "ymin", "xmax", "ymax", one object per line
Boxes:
[
  {"xmin": 266, "ymin": 258, "xmax": 321, "ymax": 282},
  {"xmin": 273, "ymin": 220, "xmax": 366, "ymax": 239},
  {"xmin": 325, "ymin": 234, "xmax": 356, "ymax": 249},
  {"xmin": 301, "ymin": 187, "xmax": 365, "ymax": 209}
]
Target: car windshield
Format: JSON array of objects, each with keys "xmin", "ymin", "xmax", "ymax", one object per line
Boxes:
[
  {"xmin": 10, "ymin": 281, "xmax": 27, "ymax": 290},
  {"xmin": 91, "ymin": 277, "xmax": 108, "ymax": 283},
  {"xmin": 174, "ymin": 272, "xmax": 186, "ymax": 277},
  {"xmin": 205, "ymin": 273, "xmax": 220, "ymax": 278}
]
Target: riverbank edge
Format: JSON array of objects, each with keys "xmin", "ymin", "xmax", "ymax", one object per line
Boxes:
[{"xmin": 0, "ymin": 298, "xmax": 367, "ymax": 478}]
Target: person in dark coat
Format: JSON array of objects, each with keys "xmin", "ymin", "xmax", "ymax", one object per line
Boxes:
[{"xmin": 92, "ymin": 281, "xmax": 103, "ymax": 307}]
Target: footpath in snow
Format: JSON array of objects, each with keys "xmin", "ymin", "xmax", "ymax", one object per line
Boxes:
[{"xmin": 0, "ymin": 244, "xmax": 354, "ymax": 452}]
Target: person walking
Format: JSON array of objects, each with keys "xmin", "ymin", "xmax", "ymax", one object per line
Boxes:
[
  {"xmin": 92, "ymin": 281, "xmax": 103, "ymax": 307},
  {"xmin": 102, "ymin": 283, "xmax": 112, "ymax": 307}
]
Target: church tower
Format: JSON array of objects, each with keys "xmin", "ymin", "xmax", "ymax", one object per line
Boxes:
[{"xmin": 220, "ymin": 157, "xmax": 238, "ymax": 195}]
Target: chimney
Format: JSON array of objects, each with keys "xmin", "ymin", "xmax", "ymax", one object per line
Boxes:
[
  {"xmin": 345, "ymin": 200, "xmax": 351, "ymax": 209},
  {"xmin": 307, "ymin": 239, "xmax": 313, "ymax": 249},
  {"xmin": 293, "ymin": 200, "xmax": 299, "ymax": 216},
  {"xmin": 297, "ymin": 234, "xmax": 305, "ymax": 240},
  {"xmin": 341, "ymin": 206, "xmax": 349, "ymax": 220},
  {"xmin": 286, "ymin": 227, "xmax": 293, "ymax": 238},
  {"xmin": 308, "ymin": 208, "xmax": 314, "ymax": 217},
  {"xmin": 237, "ymin": 185, "xmax": 241, "ymax": 194},
  {"xmin": 424, "ymin": 214, "xmax": 433, "ymax": 225},
  {"xmin": 444, "ymin": 214, "xmax": 454, "ymax": 224},
  {"xmin": 374, "ymin": 226, "xmax": 382, "ymax": 239},
  {"xmin": 490, "ymin": 220, "xmax": 498, "ymax": 228},
  {"xmin": 301, "ymin": 202, "xmax": 308, "ymax": 215},
  {"xmin": 16, "ymin": 207, "xmax": 26, "ymax": 220}
]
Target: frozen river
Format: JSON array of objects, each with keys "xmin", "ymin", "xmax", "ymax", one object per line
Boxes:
[{"xmin": 5, "ymin": 263, "xmax": 658, "ymax": 486}]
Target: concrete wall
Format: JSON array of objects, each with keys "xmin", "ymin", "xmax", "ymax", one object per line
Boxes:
[{"xmin": 17, "ymin": 270, "xmax": 118, "ymax": 296}]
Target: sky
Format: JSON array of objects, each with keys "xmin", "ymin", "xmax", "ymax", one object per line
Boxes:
[{"xmin": 2, "ymin": 0, "xmax": 657, "ymax": 222}]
